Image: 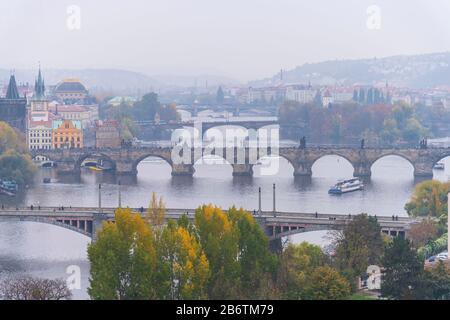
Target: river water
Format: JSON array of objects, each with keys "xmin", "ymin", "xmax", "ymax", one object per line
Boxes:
[{"xmin": 1, "ymin": 113, "xmax": 450, "ymax": 299}]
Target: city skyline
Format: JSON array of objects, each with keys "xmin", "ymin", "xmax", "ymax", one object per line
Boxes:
[{"xmin": 1, "ymin": 0, "xmax": 450, "ymax": 81}]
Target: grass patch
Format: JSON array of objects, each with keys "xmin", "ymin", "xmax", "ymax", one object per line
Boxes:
[{"xmin": 348, "ymin": 292, "xmax": 379, "ymax": 300}]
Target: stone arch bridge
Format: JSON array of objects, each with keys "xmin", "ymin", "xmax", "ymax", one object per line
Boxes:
[{"xmin": 30, "ymin": 146, "xmax": 450, "ymax": 178}]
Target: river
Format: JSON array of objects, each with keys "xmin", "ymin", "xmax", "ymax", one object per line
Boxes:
[{"xmin": 1, "ymin": 113, "xmax": 450, "ymax": 299}]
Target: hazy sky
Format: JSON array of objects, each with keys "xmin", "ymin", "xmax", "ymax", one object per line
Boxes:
[{"xmin": 1, "ymin": 0, "xmax": 450, "ymax": 81}]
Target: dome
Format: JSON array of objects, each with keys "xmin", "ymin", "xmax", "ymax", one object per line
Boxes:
[{"xmin": 55, "ymin": 79, "xmax": 87, "ymax": 93}]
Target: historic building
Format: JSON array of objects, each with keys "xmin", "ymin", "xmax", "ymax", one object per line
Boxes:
[
  {"xmin": 54, "ymin": 79, "xmax": 88, "ymax": 103},
  {"xmin": 27, "ymin": 68, "xmax": 54, "ymax": 150},
  {"xmin": 52, "ymin": 119, "xmax": 83, "ymax": 149},
  {"xmin": 0, "ymin": 74, "xmax": 27, "ymax": 131},
  {"xmin": 48, "ymin": 104, "xmax": 99, "ymax": 128},
  {"xmin": 94, "ymin": 120, "xmax": 121, "ymax": 148}
]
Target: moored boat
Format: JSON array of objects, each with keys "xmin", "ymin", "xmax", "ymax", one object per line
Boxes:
[
  {"xmin": 434, "ymin": 162, "xmax": 445, "ymax": 170},
  {"xmin": 0, "ymin": 179, "xmax": 18, "ymax": 196},
  {"xmin": 328, "ymin": 178, "xmax": 364, "ymax": 195}
]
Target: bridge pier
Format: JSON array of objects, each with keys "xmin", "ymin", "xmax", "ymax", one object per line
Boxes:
[
  {"xmin": 413, "ymin": 162, "xmax": 434, "ymax": 178},
  {"xmin": 54, "ymin": 161, "xmax": 79, "ymax": 175},
  {"xmin": 231, "ymin": 164, "xmax": 253, "ymax": 176},
  {"xmin": 293, "ymin": 162, "xmax": 312, "ymax": 177},
  {"xmin": 92, "ymin": 213, "xmax": 108, "ymax": 242},
  {"xmin": 353, "ymin": 162, "xmax": 372, "ymax": 177},
  {"xmin": 171, "ymin": 164, "xmax": 195, "ymax": 176},
  {"xmin": 116, "ymin": 161, "xmax": 137, "ymax": 175}
]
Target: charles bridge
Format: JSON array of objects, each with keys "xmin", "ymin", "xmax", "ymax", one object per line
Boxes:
[{"xmin": 31, "ymin": 145, "xmax": 450, "ymax": 178}]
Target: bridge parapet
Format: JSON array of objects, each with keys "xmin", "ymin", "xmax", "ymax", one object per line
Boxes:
[{"xmin": 30, "ymin": 146, "xmax": 450, "ymax": 178}]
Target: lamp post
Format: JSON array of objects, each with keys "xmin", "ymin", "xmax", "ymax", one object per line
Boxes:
[
  {"xmin": 118, "ymin": 180, "xmax": 122, "ymax": 208},
  {"xmin": 98, "ymin": 183, "xmax": 102, "ymax": 213},
  {"xmin": 273, "ymin": 183, "xmax": 276, "ymax": 217},
  {"xmin": 258, "ymin": 187, "xmax": 262, "ymax": 215}
]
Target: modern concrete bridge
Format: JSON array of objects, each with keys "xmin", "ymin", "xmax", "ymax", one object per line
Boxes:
[
  {"xmin": 0, "ymin": 206, "xmax": 415, "ymax": 244},
  {"xmin": 31, "ymin": 145, "xmax": 450, "ymax": 178}
]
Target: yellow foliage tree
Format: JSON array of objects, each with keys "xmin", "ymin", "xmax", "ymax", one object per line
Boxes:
[
  {"xmin": 146, "ymin": 192, "xmax": 166, "ymax": 227},
  {"xmin": 88, "ymin": 208, "xmax": 158, "ymax": 300},
  {"xmin": 158, "ymin": 221, "xmax": 210, "ymax": 299}
]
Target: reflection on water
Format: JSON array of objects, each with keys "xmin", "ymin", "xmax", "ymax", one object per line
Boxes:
[{"xmin": 1, "ymin": 154, "xmax": 450, "ymax": 299}]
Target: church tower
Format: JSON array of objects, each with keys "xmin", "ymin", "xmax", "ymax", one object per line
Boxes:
[
  {"xmin": 30, "ymin": 66, "xmax": 49, "ymax": 112},
  {"xmin": 0, "ymin": 73, "xmax": 27, "ymax": 131}
]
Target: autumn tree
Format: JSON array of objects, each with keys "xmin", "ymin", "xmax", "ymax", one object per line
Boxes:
[
  {"xmin": 277, "ymin": 242, "xmax": 327, "ymax": 299},
  {"xmin": 306, "ymin": 266, "xmax": 351, "ymax": 300},
  {"xmin": 157, "ymin": 220, "xmax": 210, "ymax": 299},
  {"xmin": 0, "ymin": 122, "xmax": 35, "ymax": 185},
  {"xmin": 0, "ymin": 276, "xmax": 72, "ymax": 300},
  {"xmin": 88, "ymin": 208, "xmax": 158, "ymax": 300},
  {"xmin": 146, "ymin": 192, "xmax": 166, "ymax": 227},
  {"xmin": 277, "ymin": 242, "xmax": 350, "ymax": 300},
  {"xmin": 405, "ymin": 180, "xmax": 450, "ymax": 219},
  {"xmin": 422, "ymin": 261, "xmax": 450, "ymax": 300},
  {"xmin": 408, "ymin": 219, "xmax": 439, "ymax": 248}
]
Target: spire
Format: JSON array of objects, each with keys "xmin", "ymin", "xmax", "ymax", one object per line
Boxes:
[
  {"xmin": 34, "ymin": 64, "xmax": 45, "ymax": 99},
  {"xmin": 6, "ymin": 74, "xmax": 20, "ymax": 99}
]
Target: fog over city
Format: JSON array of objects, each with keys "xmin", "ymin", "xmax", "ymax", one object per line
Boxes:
[{"xmin": 1, "ymin": 0, "xmax": 450, "ymax": 81}]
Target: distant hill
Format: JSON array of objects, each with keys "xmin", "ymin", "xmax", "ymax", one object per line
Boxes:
[
  {"xmin": 0, "ymin": 69, "xmax": 161, "ymax": 96},
  {"xmin": 250, "ymin": 52, "xmax": 450, "ymax": 88}
]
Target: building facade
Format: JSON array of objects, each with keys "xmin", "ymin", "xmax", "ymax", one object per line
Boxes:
[
  {"xmin": 27, "ymin": 68, "xmax": 53, "ymax": 150},
  {"xmin": 95, "ymin": 120, "xmax": 121, "ymax": 148},
  {"xmin": 52, "ymin": 119, "xmax": 83, "ymax": 149}
]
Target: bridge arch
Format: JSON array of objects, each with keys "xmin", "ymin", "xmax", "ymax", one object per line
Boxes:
[
  {"xmin": 132, "ymin": 153, "xmax": 173, "ymax": 174},
  {"xmin": 254, "ymin": 154, "xmax": 296, "ymax": 177},
  {"xmin": 0, "ymin": 217, "xmax": 93, "ymax": 239},
  {"xmin": 310, "ymin": 153, "xmax": 356, "ymax": 177},
  {"xmin": 75, "ymin": 152, "xmax": 117, "ymax": 172},
  {"xmin": 369, "ymin": 153, "xmax": 416, "ymax": 177}
]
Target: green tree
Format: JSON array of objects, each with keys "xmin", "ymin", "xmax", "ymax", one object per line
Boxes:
[
  {"xmin": 277, "ymin": 242, "xmax": 350, "ymax": 300},
  {"xmin": 277, "ymin": 242, "xmax": 327, "ymax": 299},
  {"xmin": 333, "ymin": 214, "xmax": 384, "ymax": 287},
  {"xmin": 402, "ymin": 118, "xmax": 426, "ymax": 144},
  {"xmin": 133, "ymin": 92, "xmax": 161, "ymax": 121},
  {"xmin": 306, "ymin": 266, "xmax": 351, "ymax": 300},
  {"xmin": 88, "ymin": 208, "xmax": 158, "ymax": 300},
  {"xmin": 227, "ymin": 207, "xmax": 278, "ymax": 299},
  {"xmin": 0, "ymin": 122, "xmax": 35, "ymax": 185},
  {"xmin": 380, "ymin": 118, "xmax": 400, "ymax": 145},
  {"xmin": 381, "ymin": 237, "xmax": 425, "ymax": 300},
  {"xmin": 422, "ymin": 261, "xmax": 450, "ymax": 300},
  {"xmin": 194, "ymin": 205, "xmax": 241, "ymax": 299},
  {"xmin": 405, "ymin": 180, "xmax": 450, "ymax": 219}
]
